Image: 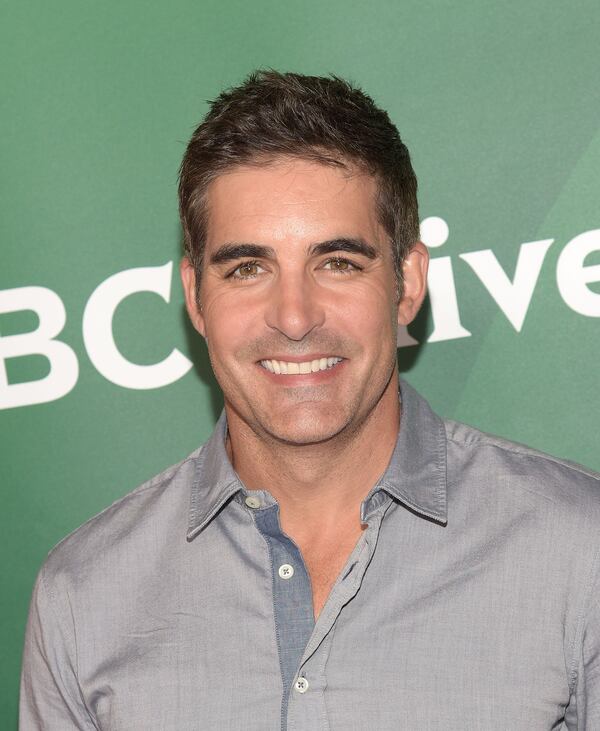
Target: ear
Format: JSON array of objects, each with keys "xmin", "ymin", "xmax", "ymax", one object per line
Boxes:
[
  {"xmin": 180, "ymin": 257, "xmax": 206, "ymax": 337},
  {"xmin": 397, "ymin": 241, "xmax": 429, "ymax": 326}
]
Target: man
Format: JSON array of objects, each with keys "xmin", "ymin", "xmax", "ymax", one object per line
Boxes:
[{"xmin": 21, "ymin": 71, "xmax": 600, "ymax": 730}]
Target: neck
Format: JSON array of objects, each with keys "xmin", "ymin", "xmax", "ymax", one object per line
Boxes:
[{"xmin": 225, "ymin": 375, "xmax": 400, "ymax": 542}]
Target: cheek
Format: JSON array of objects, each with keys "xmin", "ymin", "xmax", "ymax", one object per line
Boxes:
[
  {"xmin": 330, "ymin": 282, "xmax": 397, "ymax": 338},
  {"xmin": 203, "ymin": 289, "xmax": 262, "ymax": 343}
]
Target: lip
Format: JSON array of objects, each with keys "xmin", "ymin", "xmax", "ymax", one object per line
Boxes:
[
  {"xmin": 257, "ymin": 354, "xmax": 343, "ymax": 363},
  {"xmin": 256, "ymin": 357, "xmax": 346, "ymax": 383}
]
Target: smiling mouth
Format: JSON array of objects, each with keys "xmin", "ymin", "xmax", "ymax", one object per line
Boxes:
[{"xmin": 259, "ymin": 357, "xmax": 343, "ymax": 375}]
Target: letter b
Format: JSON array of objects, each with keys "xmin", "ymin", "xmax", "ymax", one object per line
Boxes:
[{"xmin": 0, "ymin": 287, "xmax": 79, "ymax": 409}]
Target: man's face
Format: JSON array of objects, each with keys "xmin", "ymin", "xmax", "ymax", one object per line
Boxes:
[{"xmin": 181, "ymin": 158, "xmax": 427, "ymax": 446}]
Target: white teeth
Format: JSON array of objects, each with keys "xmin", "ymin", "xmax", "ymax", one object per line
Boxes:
[{"xmin": 260, "ymin": 357, "xmax": 342, "ymax": 375}]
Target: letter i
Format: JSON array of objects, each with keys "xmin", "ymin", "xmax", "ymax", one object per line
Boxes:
[{"xmin": 421, "ymin": 217, "xmax": 471, "ymax": 343}]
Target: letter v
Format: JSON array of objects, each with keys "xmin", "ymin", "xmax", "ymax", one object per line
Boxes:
[{"xmin": 459, "ymin": 239, "xmax": 553, "ymax": 331}]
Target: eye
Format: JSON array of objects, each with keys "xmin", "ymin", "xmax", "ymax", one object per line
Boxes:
[
  {"xmin": 322, "ymin": 257, "xmax": 361, "ymax": 273},
  {"xmin": 228, "ymin": 260, "xmax": 264, "ymax": 279}
]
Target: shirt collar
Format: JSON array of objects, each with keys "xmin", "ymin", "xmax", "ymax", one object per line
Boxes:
[
  {"xmin": 187, "ymin": 377, "xmax": 447, "ymax": 540},
  {"xmin": 367, "ymin": 378, "xmax": 447, "ymax": 525},
  {"xmin": 187, "ymin": 410, "xmax": 240, "ymax": 541}
]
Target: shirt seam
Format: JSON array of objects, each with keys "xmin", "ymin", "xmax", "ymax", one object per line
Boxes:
[
  {"xmin": 48, "ymin": 452, "xmax": 201, "ymax": 559},
  {"xmin": 567, "ymin": 543, "xmax": 600, "ymax": 698},
  {"xmin": 319, "ymin": 622, "xmax": 337, "ymax": 731},
  {"xmin": 39, "ymin": 564, "xmax": 98, "ymax": 730},
  {"xmin": 446, "ymin": 433, "xmax": 600, "ymax": 482},
  {"xmin": 434, "ymin": 416, "xmax": 447, "ymax": 513}
]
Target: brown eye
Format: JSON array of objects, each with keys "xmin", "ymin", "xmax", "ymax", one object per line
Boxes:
[
  {"xmin": 239, "ymin": 263, "xmax": 258, "ymax": 276},
  {"xmin": 323, "ymin": 258, "xmax": 358, "ymax": 272},
  {"xmin": 230, "ymin": 261, "xmax": 264, "ymax": 279}
]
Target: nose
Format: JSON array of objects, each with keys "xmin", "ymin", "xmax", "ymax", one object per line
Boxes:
[{"xmin": 264, "ymin": 270, "xmax": 326, "ymax": 341}]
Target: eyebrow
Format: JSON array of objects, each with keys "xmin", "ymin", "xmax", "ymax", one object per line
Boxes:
[
  {"xmin": 209, "ymin": 243, "xmax": 275, "ymax": 265},
  {"xmin": 310, "ymin": 238, "xmax": 378, "ymax": 260},
  {"xmin": 209, "ymin": 238, "xmax": 378, "ymax": 265}
]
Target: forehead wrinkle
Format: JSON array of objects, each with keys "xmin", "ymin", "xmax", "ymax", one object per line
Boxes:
[{"xmin": 205, "ymin": 161, "xmax": 384, "ymax": 258}]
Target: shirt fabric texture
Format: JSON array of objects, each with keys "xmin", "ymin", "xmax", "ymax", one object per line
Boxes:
[{"xmin": 20, "ymin": 378, "xmax": 600, "ymax": 730}]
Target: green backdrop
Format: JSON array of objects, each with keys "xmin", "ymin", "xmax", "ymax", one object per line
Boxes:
[{"xmin": 2, "ymin": 1, "xmax": 599, "ymax": 724}]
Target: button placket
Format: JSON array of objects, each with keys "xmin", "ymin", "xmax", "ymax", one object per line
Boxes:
[
  {"xmin": 251, "ymin": 502, "xmax": 315, "ymax": 723},
  {"xmin": 298, "ymin": 526, "xmax": 376, "ymax": 669}
]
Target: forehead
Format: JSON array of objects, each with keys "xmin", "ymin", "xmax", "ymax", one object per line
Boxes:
[{"xmin": 204, "ymin": 158, "xmax": 384, "ymax": 249}]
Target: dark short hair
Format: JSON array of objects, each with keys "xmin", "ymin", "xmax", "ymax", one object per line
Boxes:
[{"xmin": 178, "ymin": 70, "xmax": 419, "ymax": 297}]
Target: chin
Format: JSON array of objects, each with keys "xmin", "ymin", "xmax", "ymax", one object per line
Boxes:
[{"xmin": 261, "ymin": 408, "xmax": 349, "ymax": 446}]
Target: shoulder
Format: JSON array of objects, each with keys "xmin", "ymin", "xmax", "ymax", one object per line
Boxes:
[
  {"xmin": 40, "ymin": 445, "xmax": 204, "ymax": 587},
  {"xmin": 444, "ymin": 417, "xmax": 600, "ymax": 518}
]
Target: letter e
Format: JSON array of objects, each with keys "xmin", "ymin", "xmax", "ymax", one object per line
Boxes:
[{"xmin": 556, "ymin": 229, "xmax": 600, "ymax": 316}]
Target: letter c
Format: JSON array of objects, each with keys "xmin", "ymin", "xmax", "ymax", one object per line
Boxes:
[{"xmin": 82, "ymin": 262, "xmax": 193, "ymax": 389}]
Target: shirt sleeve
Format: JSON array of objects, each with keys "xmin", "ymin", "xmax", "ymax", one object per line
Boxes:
[
  {"xmin": 19, "ymin": 565, "xmax": 97, "ymax": 730},
  {"xmin": 565, "ymin": 562, "xmax": 600, "ymax": 729}
]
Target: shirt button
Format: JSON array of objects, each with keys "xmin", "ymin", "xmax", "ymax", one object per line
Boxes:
[
  {"xmin": 278, "ymin": 564, "xmax": 294, "ymax": 579},
  {"xmin": 294, "ymin": 677, "xmax": 309, "ymax": 693},
  {"xmin": 245, "ymin": 495, "xmax": 261, "ymax": 509}
]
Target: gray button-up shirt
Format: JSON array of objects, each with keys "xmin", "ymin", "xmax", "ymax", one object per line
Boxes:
[{"xmin": 20, "ymin": 379, "xmax": 600, "ymax": 730}]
